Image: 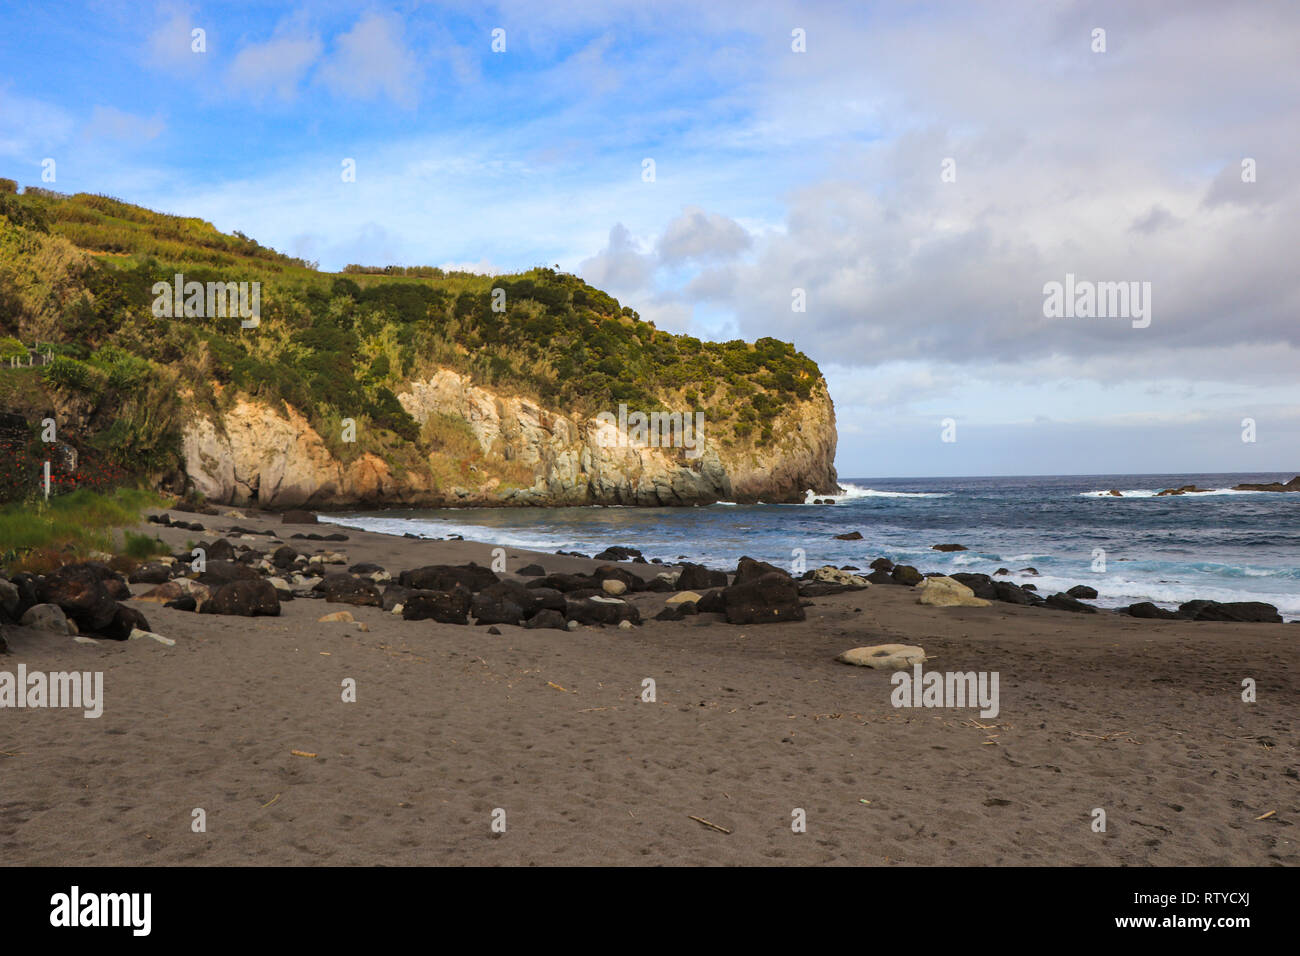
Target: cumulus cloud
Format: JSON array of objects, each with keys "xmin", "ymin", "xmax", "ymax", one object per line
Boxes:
[
  {"xmin": 656, "ymin": 205, "xmax": 752, "ymax": 264},
  {"xmin": 578, "ymin": 223, "xmax": 656, "ymax": 294},
  {"xmin": 81, "ymin": 106, "xmax": 165, "ymax": 143},
  {"xmin": 319, "ymin": 13, "xmax": 421, "ymax": 107},
  {"xmin": 227, "ymin": 22, "xmax": 323, "ymax": 102}
]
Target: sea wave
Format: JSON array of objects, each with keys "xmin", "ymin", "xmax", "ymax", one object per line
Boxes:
[
  {"xmin": 806, "ymin": 482, "xmax": 951, "ymax": 503},
  {"xmin": 1080, "ymin": 487, "xmax": 1274, "ymax": 498}
]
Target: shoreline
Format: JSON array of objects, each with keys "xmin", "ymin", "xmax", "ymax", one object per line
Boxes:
[{"xmin": 1, "ymin": 502, "xmax": 1295, "ymax": 865}]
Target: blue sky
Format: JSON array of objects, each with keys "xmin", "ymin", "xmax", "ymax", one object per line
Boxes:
[{"xmin": 2, "ymin": 1, "xmax": 1298, "ymax": 477}]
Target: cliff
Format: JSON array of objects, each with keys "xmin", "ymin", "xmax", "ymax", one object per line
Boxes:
[{"xmin": 182, "ymin": 368, "xmax": 839, "ymax": 508}]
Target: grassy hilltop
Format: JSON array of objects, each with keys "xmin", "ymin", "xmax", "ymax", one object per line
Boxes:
[{"xmin": 0, "ymin": 177, "xmax": 827, "ymax": 502}]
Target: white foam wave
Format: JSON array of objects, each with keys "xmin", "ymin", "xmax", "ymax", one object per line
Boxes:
[
  {"xmin": 806, "ymin": 482, "xmax": 951, "ymax": 503},
  {"xmin": 1081, "ymin": 487, "xmax": 1276, "ymax": 498}
]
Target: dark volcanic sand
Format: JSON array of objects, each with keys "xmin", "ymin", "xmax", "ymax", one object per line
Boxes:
[{"xmin": 1, "ymin": 509, "xmax": 1295, "ymax": 865}]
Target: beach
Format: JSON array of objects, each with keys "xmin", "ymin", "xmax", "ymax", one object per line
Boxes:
[{"xmin": 1, "ymin": 508, "xmax": 1295, "ymax": 866}]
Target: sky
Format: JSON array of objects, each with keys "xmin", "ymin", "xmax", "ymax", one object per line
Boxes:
[{"xmin": 1, "ymin": 0, "xmax": 1297, "ymax": 478}]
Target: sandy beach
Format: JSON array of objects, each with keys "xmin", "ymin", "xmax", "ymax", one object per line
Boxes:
[{"xmin": 1, "ymin": 507, "xmax": 1295, "ymax": 867}]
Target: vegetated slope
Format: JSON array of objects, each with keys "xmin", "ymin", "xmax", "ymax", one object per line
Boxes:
[{"xmin": 0, "ymin": 178, "xmax": 839, "ymax": 507}]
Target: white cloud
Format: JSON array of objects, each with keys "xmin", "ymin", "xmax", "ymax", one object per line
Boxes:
[
  {"xmin": 318, "ymin": 13, "xmax": 421, "ymax": 107},
  {"xmin": 228, "ymin": 23, "xmax": 323, "ymax": 102}
]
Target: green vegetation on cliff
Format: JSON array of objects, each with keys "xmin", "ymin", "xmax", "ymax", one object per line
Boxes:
[{"xmin": 0, "ymin": 181, "xmax": 828, "ymax": 494}]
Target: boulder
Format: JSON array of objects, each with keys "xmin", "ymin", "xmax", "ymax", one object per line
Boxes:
[
  {"xmin": 37, "ymin": 564, "xmax": 118, "ymax": 634},
  {"xmin": 1231, "ymin": 475, "xmax": 1300, "ymax": 493},
  {"xmin": 523, "ymin": 609, "xmax": 568, "ymax": 630},
  {"xmin": 809, "ymin": 566, "xmax": 870, "ymax": 589},
  {"xmin": 992, "ymin": 581, "xmax": 1035, "ymax": 605},
  {"xmin": 1044, "ymin": 592, "xmax": 1097, "ymax": 614},
  {"xmin": 1067, "ymin": 584, "xmax": 1099, "ymax": 600},
  {"xmin": 205, "ymin": 538, "xmax": 236, "ymax": 562},
  {"xmin": 696, "ymin": 589, "xmax": 726, "ymax": 614},
  {"xmin": 869, "ymin": 557, "xmax": 895, "ymax": 571},
  {"xmin": 398, "ymin": 563, "xmax": 498, "ymax": 593},
  {"xmin": 665, "ymin": 590, "xmax": 703, "ymax": 606},
  {"xmin": 931, "ymin": 543, "xmax": 968, "ymax": 552},
  {"xmin": 601, "ymin": 578, "xmax": 627, "ymax": 596},
  {"xmin": 1179, "ymin": 600, "xmax": 1282, "ymax": 623},
  {"xmin": 128, "ymin": 563, "xmax": 172, "ymax": 585},
  {"xmin": 101, "ymin": 604, "xmax": 152, "ymax": 641},
  {"xmin": 836, "ymin": 644, "xmax": 926, "ymax": 670},
  {"xmin": 0, "ymin": 577, "xmax": 20, "ymax": 621},
  {"xmin": 723, "ymin": 573, "xmax": 805, "ymax": 625},
  {"xmin": 1107, "ymin": 489, "xmax": 1123, "ymax": 497},
  {"xmin": 891, "ymin": 565, "xmax": 924, "ymax": 586},
  {"xmin": 271, "ymin": 545, "xmax": 299, "ymax": 569},
  {"xmin": 950, "ymin": 573, "xmax": 997, "ymax": 600},
  {"xmin": 676, "ymin": 563, "xmax": 728, "ymax": 590},
  {"xmin": 20, "ymin": 603, "xmax": 73, "ymax": 635},
  {"xmin": 402, "ymin": 585, "xmax": 472, "ymax": 624},
  {"xmin": 201, "ymin": 579, "xmax": 281, "ymax": 617},
  {"xmin": 471, "ymin": 580, "xmax": 539, "ymax": 626},
  {"xmin": 1123, "ymin": 601, "xmax": 1180, "ymax": 620},
  {"xmin": 313, "ymin": 573, "xmax": 382, "ymax": 607},
  {"xmin": 516, "ymin": 563, "xmax": 547, "ymax": 577},
  {"xmin": 281, "ymin": 510, "xmax": 318, "ymax": 524},
  {"xmin": 593, "ymin": 546, "xmax": 642, "ymax": 562},
  {"xmin": 566, "ymin": 596, "xmax": 641, "ymax": 626},
  {"xmin": 917, "ymin": 576, "xmax": 991, "ymax": 608},
  {"xmin": 197, "ymin": 560, "xmax": 261, "ymax": 585},
  {"xmin": 834, "ymin": 531, "xmax": 863, "ymax": 540},
  {"xmin": 733, "ymin": 556, "xmax": 791, "ymax": 586},
  {"xmin": 318, "ymin": 610, "xmax": 355, "ymax": 623}
]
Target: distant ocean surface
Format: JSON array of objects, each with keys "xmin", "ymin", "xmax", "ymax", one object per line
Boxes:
[{"xmin": 321, "ymin": 473, "xmax": 1300, "ymax": 621}]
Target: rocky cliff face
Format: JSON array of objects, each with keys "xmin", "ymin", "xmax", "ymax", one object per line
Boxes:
[{"xmin": 182, "ymin": 368, "xmax": 839, "ymax": 510}]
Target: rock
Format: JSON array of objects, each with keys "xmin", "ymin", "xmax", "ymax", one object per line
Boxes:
[
  {"xmin": 993, "ymin": 567, "xmax": 1010, "ymax": 576},
  {"xmin": 601, "ymin": 578, "xmax": 627, "ymax": 596},
  {"xmin": 917, "ymin": 576, "xmax": 991, "ymax": 608},
  {"xmin": 471, "ymin": 581, "xmax": 539, "ymax": 626},
  {"xmin": 164, "ymin": 596, "xmax": 198, "ymax": 612},
  {"xmin": 890, "ymin": 565, "xmax": 924, "ymax": 586},
  {"xmin": 809, "ymin": 566, "xmax": 870, "ymax": 589},
  {"xmin": 592, "ymin": 565, "xmax": 648, "ymax": 592},
  {"xmin": 523, "ymin": 609, "xmax": 568, "ymax": 630},
  {"xmin": 313, "ymin": 573, "xmax": 382, "ymax": 607},
  {"xmin": 666, "ymin": 591, "xmax": 703, "ymax": 606},
  {"xmin": 1107, "ymin": 489, "xmax": 1123, "ymax": 497},
  {"xmin": 101, "ymin": 604, "xmax": 152, "ymax": 641},
  {"xmin": 992, "ymin": 581, "xmax": 1035, "ymax": 605},
  {"xmin": 1019, "ymin": 567, "xmax": 1039, "ymax": 575},
  {"xmin": 723, "ymin": 573, "xmax": 805, "ymax": 625},
  {"xmin": 381, "ymin": 585, "xmax": 412, "ymax": 612},
  {"xmin": 197, "ymin": 560, "xmax": 261, "ymax": 585},
  {"xmin": 486, "ymin": 626, "xmax": 502, "ymax": 635},
  {"xmin": 676, "ymin": 563, "xmax": 728, "ymax": 590},
  {"xmin": 949, "ymin": 573, "xmax": 997, "ymax": 600},
  {"xmin": 136, "ymin": 579, "xmax": 210, "ymax": 606},
  {"xmin": 931, "ymin": 543, "xmax": 968, "ymax": 552},
  {"xmin": 618, "ymin": 620, "xmax": 634, "ymax": 631},
  {"xmin": 869, "ymin": 557, "xmax": 894, "ymax": 571},
  {"xmin": 402, "ymin": 585, "xmax": 472, "ymax": 624},
  {"xmin": 516, "ymin": 564, "xmax": 546, "ymax": 577},
  {"xmin": 1179, "ymin": 600, "xmax": 1282, "ymax": 623},
  {"xmin": 695, "ymin": 590, "xmax": 726, "ymax": 613},
  {"xmin": 20, "ymin": 603, "xmax": 73, "ymax": 635},
  {"xmin": 836, "ymin": 644, "xmax": 926, "ymax": 670},
  {"xmin": 398, "ymin": 563, "xmax": 498, "ymax": 593},
  {"xmin": 127, "ymin": 563, "xmax": 172, "ymax": 585},
  {"xmin": 1123, "ymin": 601, "xmax": 1180, "ymax": 620},
  {"xmin": 1022, "ymin": 583, "xmax": 1038, "ymax": 591},
  {"xmin": 1156, "ymin": 484, "xmax": 1212, "ymax": 496},
  {"xmin": 566, "ymin": 620, "xmax": 581, "ymax": 631},
  {"xmin": 201, "ymin": 579, "xmax": 281, "ymax": 617},
  {"xmin": 37, "ymin": 564, "xmax": 119, "ymax": 634},
  {"xmin": 1044, "ymin": 592, "xmax": 1097, "ymax": 614},
  {"xmin": 1067, "ymin": 584, "xmax": 1099, "ymax": 599},
  {"xmin": 1231, "ymin": 475, "xmax": 1300, "ymax": 493},
  {"xmin": 282, "ymin": 510, "xmax": 318, "ymax": 523},
  {"xmin": 834, "ymin": 531, "xmax": 863, "ymax": 540},
  {"xmin": 318, "ymin": 610, "xmax": 355, "ymax": 623},
  {"xmin": 271, "ymin": 545, "xmax": 299, "ymax": 569},
  {"xmin": 566, "ymin": 596, "xmax": 641, "ymax": 626},
  {"xmin": 733, "ymin": 556, "xmax": 791, "ymax": 586},
  {"xmin": 593, "ymin": 546, "xmax": 642, "ymax": 562},
  {"xmin": 0, "ymin": 577, "xmax": 21, "ymax": 621},
  {"xmin": 205, "ymin": 538, "xmax": 237, "ymax": 562}
]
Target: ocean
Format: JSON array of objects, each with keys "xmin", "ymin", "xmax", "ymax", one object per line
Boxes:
[{"xmin": 319, "ymin": 472, "xmax": 1300, "ymax": 621}]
